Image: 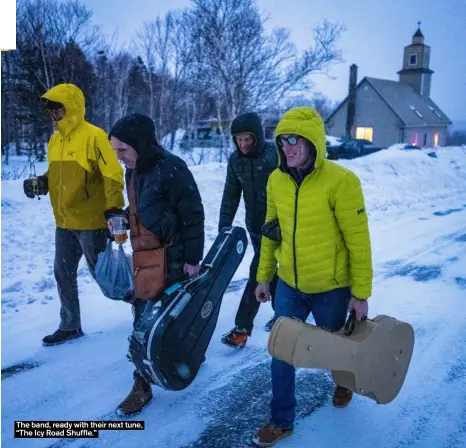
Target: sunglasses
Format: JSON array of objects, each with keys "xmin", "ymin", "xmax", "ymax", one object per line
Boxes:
[
  {"xmin": 278, "ymin": 136, "xmax": 302, "ymax": 146},
  {"xmin": 42, "ymin": 99, "xmax": 64, "ymax": 111}
]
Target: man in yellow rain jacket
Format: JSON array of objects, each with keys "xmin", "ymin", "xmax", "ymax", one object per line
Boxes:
[
  {"xmin": 252, "ymin": 107, "xmax": 373, "ymax": 447},
  {"xmin": 23, "ymin": 84, "xmax": 124, "ymax": 346}
]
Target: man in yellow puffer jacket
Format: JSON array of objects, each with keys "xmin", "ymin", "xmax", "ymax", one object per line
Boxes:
[
  {"xmin": 23, "ymin": 84, "xmax": 125, "ymax": 346},
  {"xmin": 252, "ymin": 107, "xmax": 373, "ymax": 447}
]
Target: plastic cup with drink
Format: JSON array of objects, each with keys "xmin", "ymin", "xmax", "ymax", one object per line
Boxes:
[{"xmin": 109, "ymin": 216, "xmax": 128, "ymax": 244}]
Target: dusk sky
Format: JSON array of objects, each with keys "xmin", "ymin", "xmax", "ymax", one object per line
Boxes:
[{"xmin": 81, "ymin": 0, "xmax": 466, "ymax": 124}]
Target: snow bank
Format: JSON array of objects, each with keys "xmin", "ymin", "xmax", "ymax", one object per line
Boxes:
[
  {"xmin": 2, "ymin": 144, "xmax": 466, "ymax": 448},
  {"xmin": 3, "ymin": 146, "xmax": 466, "ymax": 341}
]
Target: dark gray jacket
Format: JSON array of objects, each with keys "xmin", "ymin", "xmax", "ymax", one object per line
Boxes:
[{"xmin": 218, "ymin": 112, "xmax": 278, "ymax": 237}]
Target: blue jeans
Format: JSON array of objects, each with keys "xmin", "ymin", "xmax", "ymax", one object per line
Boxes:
[{"xmin": 271, "ymin": 279, "xmax": 351, "ymax": 428}]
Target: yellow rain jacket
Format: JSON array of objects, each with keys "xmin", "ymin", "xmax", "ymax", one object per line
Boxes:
[
  {"xmin": 41, "ymin": 84, "xmax": 124, "ymax": 230},
  {"xmin": 256, "ymin": 107, "xmax": 373, "ymax": 299}
]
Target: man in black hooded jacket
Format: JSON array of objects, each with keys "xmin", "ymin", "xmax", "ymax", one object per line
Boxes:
[
  {"xmin": 108, "ymin": 113, "xmax": 205, "ymax": 416},
  {"xmin": 219, "ymin": 112, "xmax": 279, "ymax": 348}
]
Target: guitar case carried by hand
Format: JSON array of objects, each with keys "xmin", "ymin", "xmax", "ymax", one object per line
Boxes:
[
  {"xmin": 268, "ymin": 312, "xmax": 415, "ymax": 404},
  {"xmin": 129, "ymin": 226, "xmax": 248, "ymax": 391}
]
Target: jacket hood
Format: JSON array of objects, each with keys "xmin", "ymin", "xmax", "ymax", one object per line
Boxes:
[
  {"xmin": 231, "ymin": 112, "xmax": 265, "ymax": 155},
  {"xmin": 108, "ymin": 114, "xmax": 163, "ymax": 168},
  {"xmin": 274, "ymin": 107, "xmax": 326, "ymax": 172},
  {"xmin": 41, "ymin": 84, "xmax": 85, "ymax": 136}
]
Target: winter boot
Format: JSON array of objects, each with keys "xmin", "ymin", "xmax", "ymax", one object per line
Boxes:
[
  {"xmin": 252, "ymin": 422, "xmax": 294, "ymax": 447},
  {"xmin": 116, "ymin": 375, "xmax": 153, "ymax": 416},
  {"xmin": 42, "ymin": 328, "xmax": 84, "ymax": 346},
  {"xmin": 332, "ymin": 385, "xmax": 353, "ymax": 408},
  {"xmin": 264, "ymin": 317, "xmax": 276, "ymax": 332},
  {"xmin": 221, "ymin": 328, "xmax": 248, "ymax": 348}
]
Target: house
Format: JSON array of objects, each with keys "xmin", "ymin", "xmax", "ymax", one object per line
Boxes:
[{"xmin": 325, "ymin": 25, "xmax": 452, "ymax": 148}]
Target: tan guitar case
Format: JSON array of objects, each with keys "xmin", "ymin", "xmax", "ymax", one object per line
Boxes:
[{"xmin": 268, "ymin": 314, "xmax": 415, "ymax": 404}]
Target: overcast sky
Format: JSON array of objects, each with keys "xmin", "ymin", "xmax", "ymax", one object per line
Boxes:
[{"xmin": 81, "ymin": 0, "xmax": 466, "ymax": 124}]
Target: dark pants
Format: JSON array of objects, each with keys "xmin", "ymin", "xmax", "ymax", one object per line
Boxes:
[
  {"xmin": 234, "ymin": 234, "xmax": 277, "ymax": 335},
  {"xmin": 54, "ymin": 227, "xmax": 107, "ymax": 331},
  {"xmin": 271, "ymin": 279, "xmax": 351, "ymax": 428}
]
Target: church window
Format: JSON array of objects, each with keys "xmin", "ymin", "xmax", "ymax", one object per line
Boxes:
[
  {"xmin": 410, "ymin": 105, "xmax": 423, "ymax": 119},
  {"xmin": 409, "ymin": 53, "xmax": 418, "ymax": 66},
  {"xmin": 428, "ymin": 105, "xmax": 442, "ymax": 118}
]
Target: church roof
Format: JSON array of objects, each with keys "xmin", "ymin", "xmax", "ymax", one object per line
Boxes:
[
  {"xmin": 413, "ymin": 28, "xmax": 424, "ymax": 38},
  {"xmin": 326, "ymin": 77, "xmax": 452, "ymax": 127}
]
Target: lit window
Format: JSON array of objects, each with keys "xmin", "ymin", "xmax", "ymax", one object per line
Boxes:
[
  {"xmin": 434, "ymin": 132, "xmax": 439, "ymax": 146},
  {"xmin": 356, "ymin": 127, "xmax": 373, "ymax": 141}
]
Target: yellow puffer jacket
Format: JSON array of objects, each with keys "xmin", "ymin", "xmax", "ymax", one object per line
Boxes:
[
  {"xmin": 41, "ymin": 84, "xmax": 124, "ymax": 230},
  {"xmin": 256, "ymin": 107, "xmax": 373, "ymax": 299}
]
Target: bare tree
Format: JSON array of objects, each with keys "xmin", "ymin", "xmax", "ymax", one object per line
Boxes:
[
  {"xmin": 112, "ymin": 52, "xmax": 133, "ymax": 119},
  {"xmin": 1, "ymin": 51, "xmax": 13, "ymax": 162},
  {"xmin": 135, "ymin": 21, "xmax": 158, "ymax": 123},
  {"xmin": 17, "ymin": 0, "xmax": 101, "ymax": 92},
  {"xmin": 284, "ymin": 92, "xmax": 336, "ymax": 119},
  {"xmin": 135, "ymin": 13, "xmax": 187, "ymax": 140},
  {"xmin": 148, "ymin": 10, "xmax": 217, "ymax": 150},
  {"xmin": 52, "ymin": 0, "xmax": 102, "ymax": 52},
  {"xmin": 184, "ymin": 0, "xmax": 344, "ymax": 156},
  {"xmin": 153, "ymin": 14, "xmax": 175, "ymax": 139}
]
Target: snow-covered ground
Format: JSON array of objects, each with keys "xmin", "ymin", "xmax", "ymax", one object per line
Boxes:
[{"xmin": 2, "ymin": 147, "xmax": 466, "ymax": 448}]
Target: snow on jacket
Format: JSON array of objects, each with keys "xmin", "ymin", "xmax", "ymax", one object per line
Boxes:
[{"xmin": 256, "ymin": 107, "xmax": 373, "ymax": 299}]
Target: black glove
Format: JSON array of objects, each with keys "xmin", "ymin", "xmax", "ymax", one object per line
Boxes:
[
  {"xmin": 218, "ymin": 223, "xmax": 232, "ymax": 234},
  {"xmin": 261, "ymin": 219, "xmax": 282, "ymax": 242},
  {"xmin": 104, "ymin": 207, "xmax": 127, "ymax": 220},
  {"xmin": 23, "ymin": 175, "xmax": 48, "ymax": 199},
  {"xmin": 38, "ymin": 175, "xmax": 48, "ymax": 194},
  {"xmin": 23, "ymin": 179, "xmax": 35, "ymax": 198}
]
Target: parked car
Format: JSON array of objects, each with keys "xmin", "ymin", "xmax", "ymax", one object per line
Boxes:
[
  {"xmin": 326, "ymin": 138, "xmax": 383, "ymax": 160},
  {"xmin": 399, "ymin": 144, "xmax": 422, "ymax": 150},
  {"xmin": 398, "ymin": 143, "xmax": 437, "ymax": 158}
]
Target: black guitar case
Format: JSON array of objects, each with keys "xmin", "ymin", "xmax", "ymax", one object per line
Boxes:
[{"xmin": 129, "ymin": 226, "xmax": 248, "ymax": 390}]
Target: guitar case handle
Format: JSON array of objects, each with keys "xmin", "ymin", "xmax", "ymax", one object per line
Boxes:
[{"xmin": 344, "ymin": 310, "xmax": 367, "ymax": 336}]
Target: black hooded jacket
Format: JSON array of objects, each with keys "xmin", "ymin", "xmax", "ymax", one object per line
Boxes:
[
  {"xmin": 109, "ymin": 114, "xmax": 205, "ymax": 267},
  {"xmin": 218, "ymin": 112, "xmax": 278, "ymax": 236}
]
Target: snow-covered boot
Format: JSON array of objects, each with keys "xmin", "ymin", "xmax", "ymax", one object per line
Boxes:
[
  {"xmin": 116, "ymin": 375, "xmax": 153, "ymax": 416},
  {"xmin": 221, "ymin": 328, "xmax": 248, "ymax": 348}
]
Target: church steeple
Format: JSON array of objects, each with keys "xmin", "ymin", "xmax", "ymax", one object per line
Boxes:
[
  {"xmin": 412, "ymin": 21, "xmax": 424, "ymax": 44},
  {"xmin": 397, "ymin": 23, "xmax": 434, "ymax": 97}
]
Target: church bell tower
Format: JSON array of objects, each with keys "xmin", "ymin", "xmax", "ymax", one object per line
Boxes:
[{"xmin": 397, "ymin": 22, "xmax": 434, "ymax": 97}]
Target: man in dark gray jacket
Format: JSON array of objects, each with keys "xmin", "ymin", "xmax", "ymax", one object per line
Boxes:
[{"xmin": 219, "ymin": 112, "xmax": 278, "ymax": 348}]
